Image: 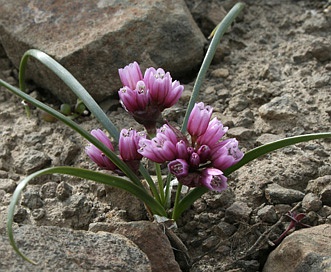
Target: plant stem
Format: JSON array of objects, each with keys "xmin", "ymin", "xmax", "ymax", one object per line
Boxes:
[
  {"xmin": 172, "ymin": 182, "xmax": 183, "ymax": 220},
  {"xmin": 155, "ymin": 162, "xmax": 166, "ymax": 205}
]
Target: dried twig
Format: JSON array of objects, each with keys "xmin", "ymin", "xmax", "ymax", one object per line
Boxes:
[{"xmin": 243, "ymin": 201, "xmax": 302, "ymax": 256}]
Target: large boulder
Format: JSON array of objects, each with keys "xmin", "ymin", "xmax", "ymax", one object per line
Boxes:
[
  {"xmin": 263, "ymin": 224, "xmax": 331, "ymax": 272},
  {"xmin": 0, "ymin": 225, "xmax": 151, "ymax": 271},
  {"xmin": 0, "ymin": 0, "xmax": 206, "ymax": 103}
]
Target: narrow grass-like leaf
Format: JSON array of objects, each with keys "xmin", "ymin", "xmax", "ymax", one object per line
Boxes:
[
  {"xmin": 181, "ymin": 2, "xmax": 245, "ymax": 133},
  {"xmin": 139, "ymin": 164, "xmax": 162, "ymax": 203},
  {"xmin": 0, "ymin": 80, "xmax": 142, "ymax": 186},
  {"xmin": 224, "ymin": 132, "xmax": 331, "ymax": 175},
  {"xmin": 18, "ymin": 49, "xmax": 119, "ymax": 141},
  {"xmin": 172, "ymin": 132, "xmax": 331, "ymax": 220},
  {"xmin": 7, "ymin": 166, "xmax": 167, "ymax": 264}
]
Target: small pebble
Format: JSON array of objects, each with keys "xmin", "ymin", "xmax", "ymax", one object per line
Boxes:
[
  {"xmin": 302, "ymin": 193, "xmax": 322, "ymax": 212},
  {"xmin": 211, "ymin": 68, "xmax": 229, "ymax": 78}
]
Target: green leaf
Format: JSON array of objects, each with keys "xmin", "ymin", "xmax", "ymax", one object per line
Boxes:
[
  {"xmin": 7, "ymin": 166, "xmax": 167, "ymax": 264},
  {"xmin": 172, "ymin": 132, "xmax": 331, "ymax": 220},
  {"xmin": 181, "ymin": 2, "xmax": 245, "ymax": 133},
  {"xmin": 224, "ymin": 132, "xmax": 331, "ymax": 175},
  {"xmin": 0, "ymin": 80, "xmax": 142, "ymax": 186},
  {"xmin": 18, "ymin": 49, "xmax": 120, "ymax": 142}
]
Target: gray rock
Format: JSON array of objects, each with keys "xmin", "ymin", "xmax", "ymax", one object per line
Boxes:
[
  {"xmin": 0, "ymin": 169, "xmax": 8, "ymax": 178},
  {"xmin": 13, "ymin": 208, "xmax": 28, "ymax": 224},
  {"xmin": 256, "ymin": 133, "xmax": 283, "ymax": 145},
  {"xmin": 320, "ymin": 185, "xmax": 331, "ymax": 206},
  {"xmin": 228, "ymin": 95, "xmax": 249, "ymax": 112},
  {"xmin": 202, "ymin": 235, "xmax": 220, "ymax": 251},
  {"xmin": 224, "ymin": 201, "xmax": 252, "ymax": 223},
  {"xmin": 302, "ymin": 193, "xmax": 322, "ymax": 212},
  {"xmin": 308, "ymin": 39, "xmax": 331, "ymax": 62},
  {"xmin": 0, "ymin": 0, "xmax": 206, "ymax": 103},
  {"xmin": 263, "ymin": 224, "xmax": 331, "ymax": 272},
  {"xmin": 0, "ymin": 178, "xmax": 16, "ymax": 193},
  {"xmin": 61, "ymin": 144, "xmax": 80, "ymax": 165},
  {"xmin": 258, "ymin": 95, "xmax": 299, "ymax": 120},
  {"xmin": 61, "ymin": 194, "xmax": 94, "ymax": 229},
  {"xmin": 306, "ymin": 175, "xmax": 331, "ymax": 191},
  {"xmin": 104, "ymin": 186, "xmax": 147, "ymax": 221},
  {"xmin": 39, "ymin": 181, "xmax": 58, "ymax": 199},
  {"xmin": 89, "ymin": 220, "xmax": 181, "ymax": 272},
  {"xmin": 56, "ymin": 181, "xmax": 72, "ymax": 201},
  {"xmin": 227, "ymin": 127, "xmax": 255, "ymax": 140},
  {"xmin": 311, "ymin": 73, "xmax": 330, "ymax": 88},
  {"xmin": 265, "ymin": 183, "xmax": 304, "ymax": 204},
  {"xmin": 23, "ymin": 132, "xmax": 45, "ymax": 148},
  {"xmin": 15, "ymin": 149, "xmax": 51, "ymax": 175},
  {"xmin": 213, "ymin": 221, "xmax": 237, "ymax": 238},
  {"xmin": 211, "ymin": 68, "xmax": 230, "ymax": 78},
  {"xmin": 0, "ymin": 225, "xmax": 151, "ymax": 271},
  {"xmin": 204, "ymin": 189, "xmax": 235, "ymax": 209},
  {"xmin": 31, "ymin": 208, "xmax": 46, "ymax": 221},
  {"xmin": 257, "ymin": 205, "xmax": 278, "ymax": 224},
  {"xmin": 318, "ymin": 205, "xmax": 331, "ymax": 218},
  {"xmin": 185, "ymin": 0, "xmax": 228, "ymax": 36},
  {"xmin": 21, "ymin": 190, "xmax": 44, "ymax": 210}
]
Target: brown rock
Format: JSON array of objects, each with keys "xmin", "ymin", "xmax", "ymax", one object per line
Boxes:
[
  {"xmin": 89, "ymin": 220, "xmax": 181, "ymax": 272},
  {"xmin": 265, "ymin": 183, "xmax": 304, "ymax": 204},
  {"xmin": 263, "ymin": 224, "xmax": 331, "ymax": 272},
  {"xmin": 224, "ymin": 201, "xmax": 252, "ymax": 223},
  {"xmin": 0, "ymin": 0, "xmax": 206, "ymax": 103},
  {"xmin": 0, "ymin": 225, "xmax": 151, "ymax": 271}
]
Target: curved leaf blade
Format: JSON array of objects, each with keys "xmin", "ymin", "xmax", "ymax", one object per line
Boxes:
[
  {"xmin": 173, "ymin": 132, "xmax": 331, "ymax": 220},
  {"xmin": 19, "ymin": 49, "xmax": 119, "ymax": 141},
  {"xmin": 7, "ymin": 166, "xmax": 167, "ymax": 263},
  {"xmin": 0, "ymin": 80, "xmax": 142, "ymax": 186}
]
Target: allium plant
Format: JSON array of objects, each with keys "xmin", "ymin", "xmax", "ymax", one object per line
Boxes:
[
  {"xmin": 0, "ymin": 2, "xmax": 330, "ymax": 265},
  {"xmin": 118, "ymin": 62, "xmax": 184, "ymax": 134}
]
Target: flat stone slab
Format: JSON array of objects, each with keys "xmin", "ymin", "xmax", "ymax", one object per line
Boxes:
[
  {"xmin": 0, "ymin": 0, "xmax": 206, "ymax": 103},
  {"xmin": 0, "ymin": 225, "xmax": 151, "ymax": 271}
]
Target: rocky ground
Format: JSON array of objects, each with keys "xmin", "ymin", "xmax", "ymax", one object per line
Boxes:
[{"xmin": 1, "ymin": 0, "xmax": 331, "ymax": 271}]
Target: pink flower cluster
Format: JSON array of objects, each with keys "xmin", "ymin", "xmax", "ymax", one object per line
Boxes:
[
  {"xmin": 86, "ymin": 62, "xmax": 244, "ymax": 193},
  {"xmin": 85, "ymin": 128, "xmax": 146, "ymax": 174},
  {"xmin": 138, "ymin": 102, "xmax": 244, "ymax": 192},
  {"xmin": 118, "ymin": 62, "xmax": 184, "ymax": 133}
]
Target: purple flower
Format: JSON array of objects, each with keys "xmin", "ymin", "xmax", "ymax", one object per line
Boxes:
[
  {"xmin": 168, "ymin": 159, "xmax": 189, "ymax": 178},
  {"xmin": 118, "ymin": 62, "xmax": 184, "ymax": 133},
  {"xmin": 118, "ymin": 61, "xmax": 143, "ymax": 90},
  {"xmin": 197, "ymin": 145, "xmax": 211, "ymax": 163},
  {"xmin": 197, "ymin": 117, "xmax": 228, "ymax": 147},
  {"xmin": 85, "ymin": 129, "xmax": 117, "ymax": 170},
  {"xmin": 138, "ymin": 125, "xmax": 178, "ymax": 163},
  {"xmin": 187, "ymin": 102, "xmax": 213, "ymax": 138},
  {"xmin": 189, "ymin": 152, "xmax": 200, "ymax": 168},
  {"xmin": 119, "ymin": 128, "xmax": 146, "ymax": 161},
  {"xmin": 200, "ymin": 168, "xmax": 227, "ymax": 192},
  {"xmin": 118, "ymin": 81, "xmax": 149, "ymax": 113},
  {"xmin": 211, "ymin": 138, "xmax": 244, "ymax": 171},
  {"xmin": 135, "ymin": 103, "xmax": 243, "ymax": 192},
  {"xmin": 86, "ymin": 128, "xmax": 147, "ymax": 174},
  {"xmin": 144, "ymin": 67, "xmax": 184, "ymax": 110},
  {"xmin": 176, "ymin": 140, "xmax": 189, "ymax": 160}
]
